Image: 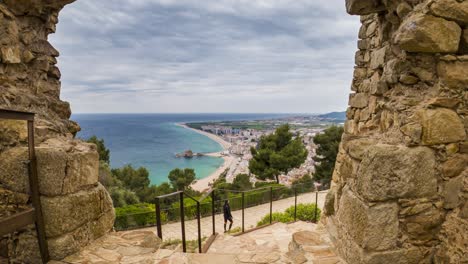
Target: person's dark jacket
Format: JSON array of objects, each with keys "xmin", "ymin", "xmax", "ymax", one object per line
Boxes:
[{"xmin": 223, "ymin": 202, "xmax": 232, "ymax": 221}]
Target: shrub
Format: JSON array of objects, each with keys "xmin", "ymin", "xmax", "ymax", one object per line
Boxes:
[
  {"xmin": 114, "ymin": 203, "xmax": 167, "ymax": 230},
  {"xmin": 256, "ymin": 212, "xmax": 293, "ymax": 226},
  {"xmin": 285, "ymin": 203, "xmax": 321, "ymax": 222},
  {"xmin": 255, "ymin": 203, "xmax": 321, "ymax": 227}
]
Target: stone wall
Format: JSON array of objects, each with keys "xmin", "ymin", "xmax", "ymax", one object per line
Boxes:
[
  {"xmin": 325, "ymin": 0, "xmax": 467, "ymax": 263},
  {"xmin": 0, "ymin": 0, "xmax": 114, "ymax": 262}
]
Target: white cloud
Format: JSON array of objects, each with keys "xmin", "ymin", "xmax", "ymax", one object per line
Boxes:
[{"xmin": 49, "ymin": 0, "xmax": 360, "ymax": 113}]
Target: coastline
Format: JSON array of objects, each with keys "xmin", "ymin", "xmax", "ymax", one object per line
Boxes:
[{"xmin": 175, "ymin": 123, "xmax": 233, "ymax": 192}]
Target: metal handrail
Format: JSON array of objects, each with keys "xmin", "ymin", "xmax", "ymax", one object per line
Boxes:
[
  {"xmin": 153, "ymin": 183, "xmax": 322, "ymax": 254},
  {"xmin": 0, "ymin": 109, "xmax": 49, "ymax": 263}
]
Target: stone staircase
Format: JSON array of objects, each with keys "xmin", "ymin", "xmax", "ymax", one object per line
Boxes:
[{"xmin": 51, "ymin": 222, "xmax": 343, "ymax": 264}]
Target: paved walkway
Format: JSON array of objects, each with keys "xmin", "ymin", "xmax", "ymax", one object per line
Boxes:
[
  {"xmin": 143, "ymin": 191, "xmax": 328, "ymax": 241},
  {"xmin": 55, "ymin": 221, "xmax": 340, "ymax": 264}
]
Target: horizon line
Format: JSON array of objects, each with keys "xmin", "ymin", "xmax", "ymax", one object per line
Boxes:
[{"xmin": 71, "ymin": 111, "xmax": 345, "ymax": 115}]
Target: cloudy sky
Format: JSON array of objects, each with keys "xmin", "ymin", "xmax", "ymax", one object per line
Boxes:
[{"xmin": 50, "ymin": 0, "xmax": 360, "ymax": 114}]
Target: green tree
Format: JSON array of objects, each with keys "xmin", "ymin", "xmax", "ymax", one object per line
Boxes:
[
  {"xmin": 249, "ymin": 124, "xmax": 308, "ymax": 183},
  {"xmin": 86, "ymin": 136, "xmax": 110, "ymax": 164},
  {"xmin": 168, "ymin": 168, "xmax": 196, "ymax": 191},
  {"xmin": 232, "ymin": 174, "xmax": 252, "ymax": 191},
  {"xmin": 291, "ymin": 174, "xmax": 314, "ymax": 193},
  {"xmin": 112, "ymin": 165, "xmax": 151, "ymax": 201},
  {"xmin": 313, "ymin": 126, "xmax": 344, "ymax": 187}
]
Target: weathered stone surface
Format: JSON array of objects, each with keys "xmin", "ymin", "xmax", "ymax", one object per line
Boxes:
[
  {"xmin": 437, "ymin": 60, "xmax": 468, "ymax": 89},
  {"xmin": 336, "ymin": 188, "xmax": 399, "ymax": 251},
  {"xmin": 344, "ymin": 138, "xmax": 376, "ymax": 160},
  {"xmin": 356, "ymin": 144, "xmax": 437, "ymax": 201},
  {"xmin": 428, "ymin": 97, "xmax": 461, "ymax": 108},
  {"xmin": 41, "ymin": 183, "xmax": 113, "ymax": 238},
  {"xmin": 364, "ymin": 247, "xmax": 424, "ymax": 264},
  {"xmin": 49, "ymin": 211, "xmax": 116, "ymax": 260},
  {"xmin": 434, "ymin": 211, "xmax": 468, "ymax": 263},
  {"xmin": 323, "ymin": 188, "xmax": 335, "ymax": 216},
  {"xmin": 370, "ymin": 46, "xmax": 387, "ymax": 69},
  {"xmin": 345, "ymin": 0, "xmax": 386, "ymax": 15},
  {"xmin": 349, "ymin": 93, "xmax": 369, "ymax": 108},
  {"xmin": 395, "ymin": 13, "xmax": 461, "ymax": 53},
  {"xmin": 401, "ymin": 123, "xmax": 422, "ymax": 143},
  {"xmin": 1, "ymin": 46, "xmax": 21, "ymax": 64},
  {"xmin": 443, "ymin": 176, "xmax": 463, "ymax": 209},
  {"xmin": 0, "ymin": 147, "xmax": 30, "ymax": 193},
  {"xmin": 418, "ymin": 108, "xmax": 466, "ymax": 145},
  {"xmin": 431, "ymin": 0, "xmax": 468, "ymax": 25},
  {"xmin": 442, "ymin": 154, "xmax": 468, "ymax": 178}
]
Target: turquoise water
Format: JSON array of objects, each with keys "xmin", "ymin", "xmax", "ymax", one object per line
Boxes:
[{"xmin": 73, "ymin": 114, "xmax": 285, "ymax": 184}]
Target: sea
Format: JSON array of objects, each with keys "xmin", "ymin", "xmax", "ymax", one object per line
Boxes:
[{"xmin": 72, "ymin": 113, "xmax": 288, "ymax": 185}]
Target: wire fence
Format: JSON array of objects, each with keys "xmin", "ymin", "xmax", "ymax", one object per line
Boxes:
[{"xmin": 114, "ymin": 184, "xmax": 326, "ymax": 253}]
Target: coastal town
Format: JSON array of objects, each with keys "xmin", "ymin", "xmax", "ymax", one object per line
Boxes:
[{"xmin": 182, "ymin": 114, "xmax": 344, "ymax": 190}]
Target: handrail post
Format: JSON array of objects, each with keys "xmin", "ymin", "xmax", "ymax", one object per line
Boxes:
[
  {"xmin": 179, "ymin": 192, "xmax": 186, "ymax": 252},
  {"xmin": 196, "ymin": 201, "xmax": 202, "ymax": 253},
  {"xmin": 211, "ymin": 191, "xmax": 215, "ymax": 235},
  {"xmin": 155, "ymin": 197, "xmax": 162, "ymax": 240},
  {"xmin": 28, "ymin": 119, "xmax": 49, "ymax": 263},
  {"xmin": 241, "ymin": 192, "xmax": 245, "ymax": 233},
  {"xmin": 269, "ymin": 187, "xmax": 273, "ymax": 224},
  {"xmin": 314, "ymin": 189, "xmax": 319, "ymax": 223},
  {"xmin": 294, "ymin": 188, "xmax": 297, "ymax": 222}
]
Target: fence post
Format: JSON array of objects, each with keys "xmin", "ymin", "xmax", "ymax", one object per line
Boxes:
[
  {"xmin": 28, "ymin": 120, "xmax": 49, "ymax": 263},
  {"xmin": 155, "ymin": 197, "xmax": 162, "ymax": 240},
  {"xmin": 179, "ymin": 192, "xmax": 186, "ymax": 252},
  {"xmin": 196, "ymin": 202, "xmax": 202, "ymax": 253},
  {"xmin": 241, "ymin": 192, "xmax": 245, "ymax": 233},
  {"xmin": 211, "ymin": 191, "xmax": 215, "ymax": 235},
  {"xmin": 269, "ymin": 187, "xmax": 273, "ymax": 224},
  {"xmin": 314, "ymin": 190, "xmax": 318, "ymax": 223},
  {"xmin": 294, "ymin": 189, "xmax": 297, "ymax": 222}
]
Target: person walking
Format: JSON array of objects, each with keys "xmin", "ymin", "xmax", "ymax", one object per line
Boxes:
[{"xmin": 223, "ymin": 200, "xmax": 233, "ymax": 232}]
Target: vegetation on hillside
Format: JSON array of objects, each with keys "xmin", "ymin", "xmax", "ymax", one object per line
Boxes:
[
  {"xmin": 312, "ymin": 126, "xmax": 344, "ymax": 187},
  {"xmin": 249, "ymin": 124, "xmax": 308, "ymax": 183},
  {"xmin": 86, "ymin": 136, "xmax": 200, "ymax": 208}
]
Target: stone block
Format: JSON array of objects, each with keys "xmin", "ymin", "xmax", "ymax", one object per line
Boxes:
[
  {"xmin": 349, "ymin": 93, "xmax": 369, "ymax": 108},
  {"xmin": 1, "ymin": 46, "xmax": 21, "ymax": 64},
  {"xmin": 443, "ymin": 176, "xmax": 463, "ymax": 209},
  {"xmin": 344, "ymin": 138, "xmax": 376, "ymax": 160},
  {"xmin": 430, "ymin": 0, "xmax": 468, "ymax": 25},
  {"xmin": 428, "ymin": 97, "xmax": 461, "ymax": 108},
  {"xmin": 395, "ymin": 13, "xmax": 461, "ymax": 53},
  {"xmin": 356, "ymin": 144, "xmax": 437, "ymax": 201},
  {"xmin": 48, "ymin": 210, "xmax": 114, "ymax": 260},
  {"xmin": 437, "ymin": 60, "xmax": 468, "ymax": 89},
  {"xmin": 365, "ymin": 247, "xmax": 424, "ymax": 264},
  {"xmin": 41, "ymin": 183, "xmax": 113, "ymax": 238},
  {"xmin": 0, "ymin": 147, "xmax": 30, "ymax": 193},
  {"xmin": 370, "ymin": 46, "xmax": 387, "ymax": 69},
  {"xmin": 36, "ymin": 143, "xmax": 99, "ymax": 196},
  {"xmin": 418, "ymin": 108, "xmax": 466, "ymax": 145},
  {"xmin": 442, "ymin": 154, "xmax": 468, "ymax": 178},
  {"xmin": 336, "ymin": 188, "xmax": 399, "ymax": 251},
  {"xmin": 434, "ymin": 211, "xmax": 468, "ymax": 263},
  {"xmin": 345, "ymin": 0, "xmax": 386, "ymax": 15},
  {"xmin": 29, "ymin": 40, "xmax": 59, "ymax": 57}
]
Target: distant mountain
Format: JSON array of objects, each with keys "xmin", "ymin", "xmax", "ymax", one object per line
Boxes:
[{"xmin": 317, "ymin": 111, "xmax": 346, "ymax": 121}]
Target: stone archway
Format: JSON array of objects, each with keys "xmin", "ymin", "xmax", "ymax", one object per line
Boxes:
[
  {"xmin": 0, "ymin": 0, "xmax": 467, "ymax": 263},
  {"xmin": 0, "ymin": 1, "xmax": 114, "ymax": 262},
  {"xmin": 325, "ymin": 0, "xmax": 467, "ymax": 263}
]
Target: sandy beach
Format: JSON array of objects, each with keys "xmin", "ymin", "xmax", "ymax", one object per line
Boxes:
[{"xmin": 176, "ymin": 123, "xmax": 234, "ymax": 192}]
